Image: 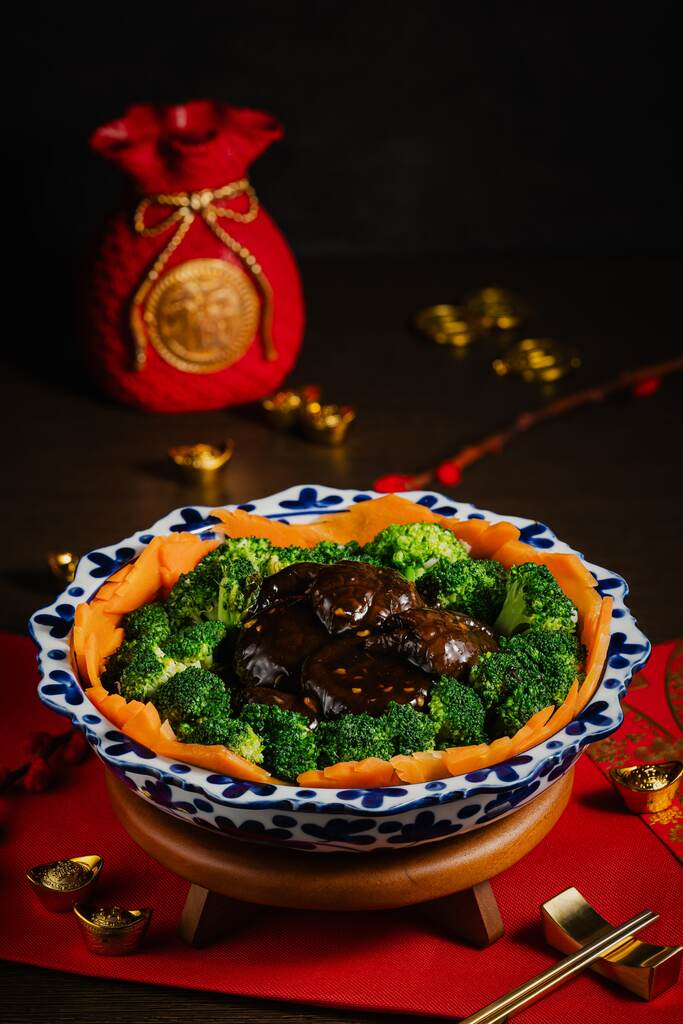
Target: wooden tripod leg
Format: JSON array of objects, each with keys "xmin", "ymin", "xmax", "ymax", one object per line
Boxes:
[
  {"xmin": 418, "ymin": 880, "xmax": 505, "ymax": 947},
  {"xmin": 179, "ymin": 884, "xmax": 258, "ymax": 948}
]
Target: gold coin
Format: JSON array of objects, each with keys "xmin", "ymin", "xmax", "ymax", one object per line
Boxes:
[
  {"xmin": 144, "ymin": 258, "xmax": 260, "ymax": 374},
  {"xmin": 493, "ymin": 337, "xmax": 581, "ymax": 383}
]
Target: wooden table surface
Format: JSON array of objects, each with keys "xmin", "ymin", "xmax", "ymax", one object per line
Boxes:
[{"xmin": 1, "ymin": 257, "xmax": 681, "ymax": 1022}]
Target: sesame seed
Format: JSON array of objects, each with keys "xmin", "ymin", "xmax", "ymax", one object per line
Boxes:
[
  {"xmin": 403, "ymin": 686, "xmax": 415, "ymax": 693},
  {"xmin": 334, "ymin": 607, "xmax": 347, "ymax": 616},
  {"xmin": 351, "ymin": 687, "xmax": 362, "ymax": 694},
  {"xmin": 334, "ymin": 667, "xmax": 347, "ymax": 675},
  {"xmin": 357, "ymin": 629, "xmax": 370, "ymax": 637},
  {"xmin": 243, "ymin": 619, "xmax": 257, "ymax": 629}
]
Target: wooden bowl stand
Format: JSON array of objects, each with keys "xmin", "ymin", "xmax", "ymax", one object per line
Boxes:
[{"xmin": 106, "ymin": 768, "xmax": 573, "ymax": 949}]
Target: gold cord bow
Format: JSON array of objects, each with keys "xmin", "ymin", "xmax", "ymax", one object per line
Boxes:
[{"xmin": 130, "ymin": 178, "xmax": 276, "ymax": 370}]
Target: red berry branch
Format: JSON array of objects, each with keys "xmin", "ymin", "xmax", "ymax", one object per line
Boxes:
[
  {"xmin": 374, "ymin": 357, "xmax": 683, "ymax": 492},
  {"xmin": 0, "ymin": 728, "xmax": 90, "ymax": 796}
]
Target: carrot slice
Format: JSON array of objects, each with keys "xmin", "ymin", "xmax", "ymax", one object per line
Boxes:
[
  {"xmin": 575, "ymin": 597, "xmax": 613, "ymax": 711},
  {"xmin": 391, "ymin": 750, "xmax": 449, "ymax": 783},
  {"xmin": 297, "ymin": 757, "xmax": 399, "ymax": 789},
  {"xmin": 490, "ymin": 538, "xmax": 546, "ymax": 569},
  {"xmin": 469, "ymin": 521, "xmax": 520, "ymax": 559},
  {"xmin": 442, "ymin": 743, "xmax": 492, "ymax": 776},
  {"xmin": 446, "ymin": 519, "xmax": 488, "ymax": 547}
]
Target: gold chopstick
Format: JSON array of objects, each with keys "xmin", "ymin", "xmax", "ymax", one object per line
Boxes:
[{"xmin": 460, "ymin": 908, "xmax": 659, "ymax": 1024}]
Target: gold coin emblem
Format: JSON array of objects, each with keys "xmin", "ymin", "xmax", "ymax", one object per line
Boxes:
[{"xmin": 144, "ymin": 258, "xmax": 260, "ymax": 374}]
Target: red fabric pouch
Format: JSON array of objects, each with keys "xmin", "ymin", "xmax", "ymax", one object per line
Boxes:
[{"xmin": 86, "ymin": 101, "xmax": 304, "ymax": 412}]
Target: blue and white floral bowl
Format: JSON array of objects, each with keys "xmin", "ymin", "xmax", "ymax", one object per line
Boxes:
[{"xmin": 30, "ymin": 486, "xmax": 649, "ymax": 853}]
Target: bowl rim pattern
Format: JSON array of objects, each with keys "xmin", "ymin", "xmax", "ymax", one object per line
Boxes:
[{"xmin": 30, "ymin": 485, "xmax": 650, "ymax": 815}]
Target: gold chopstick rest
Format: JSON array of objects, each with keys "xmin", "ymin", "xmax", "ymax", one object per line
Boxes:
[
  {"xmin": 168, "ymin": 441, "xmax": 234, "ymax": 480},
  {"xmin": 461, "ymin": 904, "xmax": 660, "ymax": 1023},
  {"xmin": 542, "ymin": 886, "xmax": 681, "ymax": 1000},
  {"xmin": 262, "ymin": 385, "xmax": 321, "ymax": 430},
  {"xmin": 610, "ymin": 760, "xmax": 683, "ymax": 814},
  {"xmin": 47, "ymin": 551, "xmax": 79, "ymax": 585},
  {"xmin": 26, "ymin": 855, "xmax": 103, "ymax": 912},
  {"xmin": 73, "ymin": 903, "xmax": 153, "ymax": 955}
]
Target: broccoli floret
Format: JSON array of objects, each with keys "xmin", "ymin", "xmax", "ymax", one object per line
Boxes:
[
  {"xmin": 241, "ymin": 703, "xmax": 318, "ymax": 780},
  {"xmin": 363, "ymin": 523, "xmax": 469, "ymax": 581},
  {"xmin": 153, "ymin": 667, "xmax": 266, "ymax": 760},
  {"xmin": 265, "ymin": 540, "xmax": 362, "ymax": 575},
  {"xmin": 502, "ymin": 629, "xmax": 585, "ymax": 706},
  {"xmin": 380, "ymin": 702, "xmax": 437, "ymax": 756},
  {"xmin": 117, "ymin": 642, "xmax": 181, "ymax": 701},
  {"xmin": 469, "ymin": 647, "xmax": 544, "ymax": 711},
  {"xmin": 123, "ymin": 602, "xmax": 170, "ymax": 645},
  {"xmin": 317, "ymin": 713, "xmax": 393, "ymax": 766},
  {"xmin": 164, "ymin": 620, "xmax": 227, "ymax": 670},
  {"xmin": 494, "ymin": 562, "xmax": 578, "ymax": 636},
  {"xmin": 428, "ymin": 676, "xmax": 488, "ymax": 745},
  {"xmin": 166, "ymin": 548, "xmax": 260, "ymax": 630},
  {"xmin": 418, "ymin": 558, "xmax": 507, "ymax": 622},
  {"xmin": 225, "ymin": 536, "xmax": 274, "ymax": 574},
  {"xmin": 101, "ymin": 639, "xmax": 139, "ymax": 692},
  {"xmin": 491, "ymin": 680, "xmax": 554, "ymax": 739}
]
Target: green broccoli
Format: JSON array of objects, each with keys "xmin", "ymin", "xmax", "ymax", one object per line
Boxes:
[
  {"xmin": 502, "ymin": 629, "xmax": 585, "ymax": 706},
  {"xmin": 265, "ymin": 540, "xmax": 362, "ymax": 576},
  {"xmin": 362, "ymin": 522, "xmax": 469, "ymax": 581},
  {"xmin": 428, "ymin": 676, "xmax": 488, "ymax": 745},
  {"xmin": 117, "ymin": 642, "xmax": 181, "ymax": 701},
  {"xmin": 225, "ymin": 536, "xmax": 275, "ymax": 574},
  {"xmin": 153, "ymin": 667, "xmax": 263, "ymax": 761},
  {"xmin": 164, "ymin": 620, "xmax": 227, "ymax": 670},
  {"xmin": 418, "ymin": 558, "xmax": 508, "ymax": 622},
  {"xmin": 101, "ymin": 639, "xmax": 139, "ymax": 693},
  {"xmin": 166, "ymin": 548, "xmax": 260, "ymax": 630},
  {"xmin": 241, "ymin": 703, "xmax": 318, "ymax": 780},
  {"xmin": 380, "ymin": 701, "xmax": 437, "ymax": 755},
  {"xmin": 491, "ymin": 679, "xmax": 554, "ymax": 739},
  {"xmin": 317, "ymin": 713, "xmax": 393, "ymax": 766},
  {"xmin": 494, "ymin": 562, "xmax": 578, "ymax": 636},
  {"xmin": 469, "ymin": 646, "xmax": 544, "ymax": 711},
  {"xmin": 123, "ymin": 602, "xmax": 170, "ymax": 645}
]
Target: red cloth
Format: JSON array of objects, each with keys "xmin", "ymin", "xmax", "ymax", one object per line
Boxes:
[
  {"xmin": 0, "ymin": 632, "xmax": 681, "ymax": 1021},
  {"xmin": 86, "ymin": 101, "xmax": 304, "ymax": 413}
]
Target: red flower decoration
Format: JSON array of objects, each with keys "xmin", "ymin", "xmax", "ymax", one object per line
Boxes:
[
  {"xmin": 435, "ymin": 461, "xmax": 462, "ymax": 487},
  {"xmin": 373, "ymin": 473, "xmax": 413, "ymax": 493}
]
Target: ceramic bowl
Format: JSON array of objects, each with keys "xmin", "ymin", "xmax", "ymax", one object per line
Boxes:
[{"xmin": 30, "ymin": 486, "xmax": 649, "ymax": 853}]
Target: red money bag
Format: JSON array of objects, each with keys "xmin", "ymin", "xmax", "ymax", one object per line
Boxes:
[{"xmin": 86, "ymin": 101, "xmax": 305, "ymax": 412}]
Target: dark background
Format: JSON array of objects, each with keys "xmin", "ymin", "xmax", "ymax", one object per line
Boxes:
[{"xmin": 12, "ymin": 1, "xmax": 679, "ymax": 361}]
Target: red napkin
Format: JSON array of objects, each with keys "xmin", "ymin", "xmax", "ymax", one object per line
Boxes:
[{"xmin": 0, "ymin": 632, "xmax": 681, "ymax": 1021}]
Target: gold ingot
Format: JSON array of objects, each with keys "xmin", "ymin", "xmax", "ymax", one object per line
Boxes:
[
  {"xmin": 47, "ymin": 551, "xmax": 79, "ymax": 584},
  {"xmin": 168, "ymin": 440, "xmax": 234, "ymax": 482},
  {"xmin": 493, "ymin": 337, "xmax": 581, "ymax": 383},
  {"xmin": 145, "ymin": 258, "xmax": 260, "ymax": 374},
  {"xmin": 542, "ymin": 886, "xmax": 682, "ymax": 1000},
  {"xmin": 465, "ymin": 286, "xmax": 528, "ymax": 331},
  {"xmin": 609, "ymin": 760, "xmax": 683, "ymax": 814},
  {"xmin": 26, "ymin": 855, "xmax": 103, "ymax": 912},
  {"xmin": 300, "ymin": 401, "xmax": 356, "ymax": 445},
  {"xmin": 73, "ymin": 903, "xmax": 152, "ymax": 956},
  {"xmin": 262, "ymin": 385, "xmax": 322, "ymax": 430},
  {"xmin": 414, "ymin": 305, "xmax": 475, "ymax": 348}
]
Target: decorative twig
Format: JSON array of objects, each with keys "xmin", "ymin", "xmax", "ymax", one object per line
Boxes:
[{"xmin": 374, "ymin": 357, "xmax": 683, "ymax": 492}]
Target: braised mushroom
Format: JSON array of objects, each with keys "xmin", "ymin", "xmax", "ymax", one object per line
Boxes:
[
  {"xmin": 366, "ymin": 607, "xmax": 497, "ymax": 678},
  {"xmin": 234, "ymin": 597, "xmax": 329, "ymax": 690},
  {"xmin": 301, "ymin": 637, "xmax": 433, "ymax": 717},
  {"xmin": 310, "ymin": 561, "xmax": 422, "ymax": 635}
]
